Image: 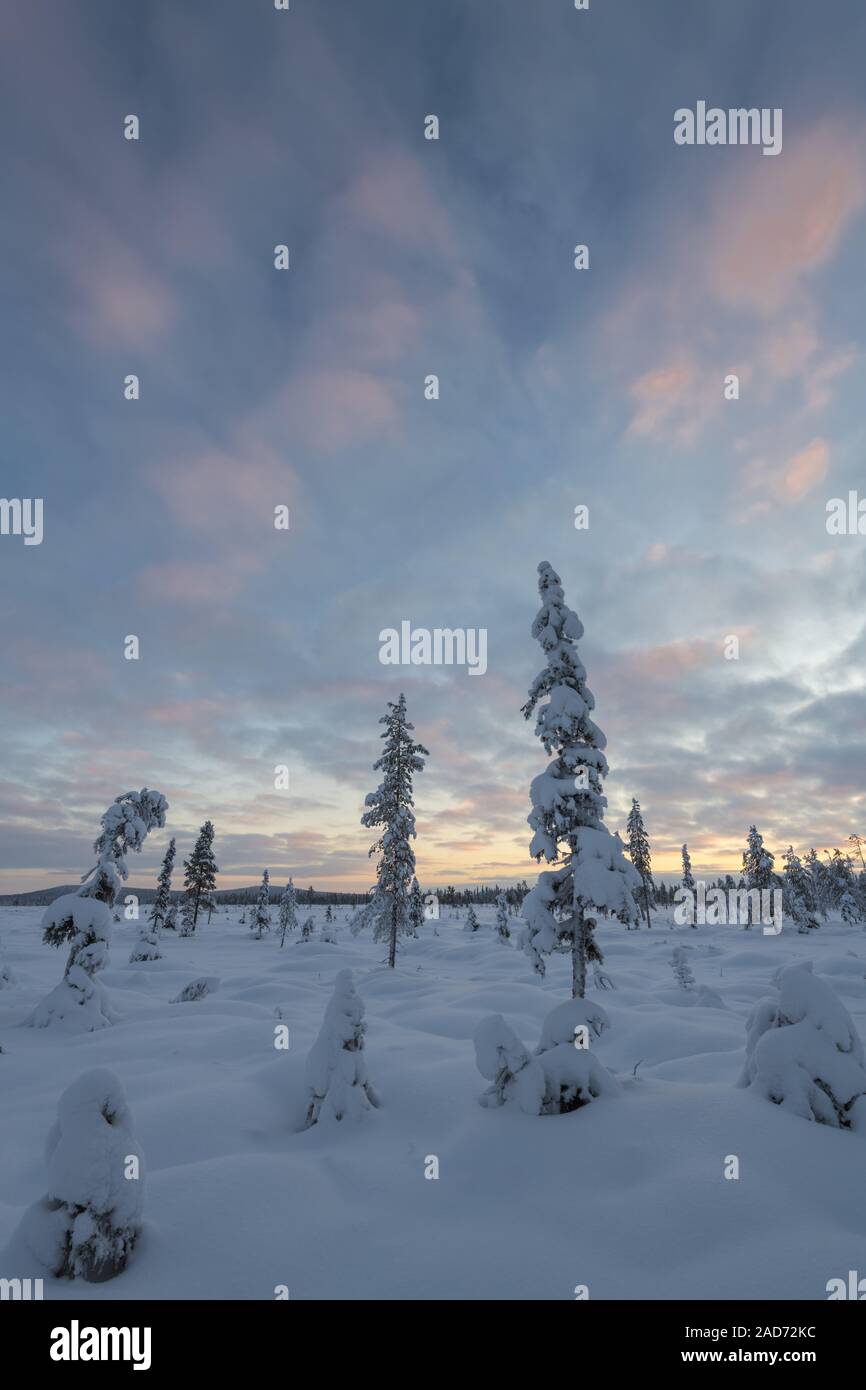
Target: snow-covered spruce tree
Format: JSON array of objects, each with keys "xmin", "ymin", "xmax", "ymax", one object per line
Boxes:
[
  {"xmin": 164, "ymin": 903, "xmax": 178, "ymax": 931},
  {"xmin": 781, "ymin": 847, "xmax": 819, "ymax": 933},
  {"xmin": 828, "ymin": 850, "xmax": 861, "ymax": 924},
  {"xmin": 681, "ymin": 843, "xmax": 695, "ymax": 892},
  {"xmin": 408, "ymin": 878, "xmax": 425, "ymax": 938},
  {"xmin": 359, "ymin": 693, "xmax": 428, "ymax": 968},
  {"xmin": 521, "ymin": 563, "xmax": 641, "ymax": 999},
  {"xmin": 670, "ymin": 946, "xmax": 695, "ymax": 991},
  {"xmin": 181, "ymin": 820, "xmax": 218, "ymax": 935},
  {"xmin": 626, "ymin": 798, "xmax": 654, "ymax": 928},
  {"xmin": 495, "ymin": 893, "xmax": 511, "ymax": 943},
  {"xmin": 278, "ymin": 879, "xmax": 298, "ymax": 947},
  {"xmin": 805, "ymin": 849, "xmax": 832, "ymax": 920},
  {"xmin": 474, "ymin": 1015, "xmax": 546, "ymax": 1114},
  {"xmin": 30, "ymin": 790, "xmax": 168, "ymax": 1030},
  {"xmin": 738, "ymin": 963, "xmax": 866, "ymax": 1130},
  {"xmin": 464, "ymin": 904, "xmax": 480, "ymax": 933},
  {"xmin": 303, "ymin": 969, "xmax": 380, "ymax": 1127},
  {"xmin": 300, "ymin": 916, "xmax": 314, "ymax": 940},
  {"xmin": 251, "ymin": 869, "xmax": 271, "ymax": 938},
  {"xmin": 17, "ymin": 1068, "xmax": 144, "ymax": 1280},
  {"xmin": 130, "ymin": 836, "xmax": 175, "ymax": 963},
  {"xmin": 178, "ymin": 893, "xmax": 196, "ymax": 937}
]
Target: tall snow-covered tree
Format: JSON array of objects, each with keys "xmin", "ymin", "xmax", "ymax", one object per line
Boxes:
[
  {"xmin": 278, "ymin": 879, "xmax": 298, "ymax": 947},
  {"xmin": 521, "ymin": 563, "xmax": 641, "ymax": 999},
  {"xmin": 359, "ymin": 693, "xmax": 428, "ymax": 968},
  {"xmin": 16, "ymin": 1068, "xmax": 145, "ymax": 1281},
  {"xmin": 408, "ymin": 878, "xmax": 425, "ymax": 938},
  {"xmin": 743, "ymin": 825, "xmax": 776, "ymax": 889},
  {"xmin": 182, "ymin": 821, "xmax": 218, "ymax": 934},
  {"xmin": 781, "ymin": 846, "xmax": 819, "ymax": 933},
  {"xmin": 304, "ymin": 969, "xmax": 380, "ymax": 1127},
  {"xmin": 828, "ymin": 849, "xmax": 861, "ymax": 924},
  {"xmin": 251, "ymin": 869, "xmax": 271, "ymax": 938},
  {"xmin": 805, "ymin": 848, "xmax": 832, "ymax": 920},
  {"xmin": 130, "ymin": 837, "xmax": 175, "ymax": 963},
  {"xmin": 30, "ymin": 789, "xmax": 168, "ymax": 1030},
  {"xmin": 681, "ymin": 844, "xmax": 695, "ymax": 891},
  {"xmin": 626, "ymin": 798, "xmax": 654, "ymax": 927}
]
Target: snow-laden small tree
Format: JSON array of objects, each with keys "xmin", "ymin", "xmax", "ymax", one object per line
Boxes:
[
  {"xmin": 408, "ymin": 878, "xmax": 425, "ymax": 938},
  {"xmin": 0, "ymin": 935, "xmax": 15, "ymax": 988},
  {"xmin": 494, "ymin": 893, "xmax": 511, "ymax": 943},
  {"xmin": 178, "ymin": 893, "xmax": 196, "ymax": 937},
  {"xmin": 521, "ymin": 563, "xmax": 641, "ymax": 999},
  {"xmin": 16, "ymin": 1068, "xmax": 144, "ymax": 1281},
  {"xmin": 171, "ymin": 976, "xmax": 219, "ymax": 1002},
  {"xmin": 781, "ymin": 847, "xmax": 819, "ymax": 932},
  {"xmin": 164, "ymin": 903, "xmax": 178, "ymax": 931},
  {"xmin": 278, "ymin": 879, "xmax": 298, "ymax": 947},
  {"xmin": 359, "ymin": 693, "xmax": 428, "ymax": 967},
  {"xmin": 304, "ymin": 970, "xmax": 380, "ymax": 1127},
  {"xmin": 474, "ymin": 1015, "xmax": 547, "ymax": 1114},
  {"xmin": 738, "ymin": 962, "xmax": 866, "ymax": 1130},
  {"xmin": 300, "ymin": 916, "xmax": 314, "ymax": 940},
  {"xmin": 182, "ymin": 821, "xmax": 218, "ymax": 934},
  {"xmin": 30, "ymin": 790, "xmax": 168, "ymax": 1030},
  {"xmin": 474, "ymin": 997, "xmax": 615, "ymax": 1116},
  {"xmin": 670, "ymin": 946, "xmax": 695, "ymax": 991},
  {"xmin": 681, "ymin": 843, "xmax": 695, "ymax": 892},
  {"xmin": 251, "ymin": 869, "xmax": 271, "ymax": 938},
  {"xmin": 626, "ymin": 798, "xmax": 654, "ymax": 928},
  {"xmin": 464, "ymin": 905, "xmax": 480, "ymax": 933},
  {"xmin": 130, "ymin": 837, "xmax": 175, "ymax": 963}
]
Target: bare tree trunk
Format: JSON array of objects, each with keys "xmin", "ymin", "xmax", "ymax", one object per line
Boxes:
[
  {"xmin": 644, "ymin": 881, "xmax": 652, "ymax": 928},
  {"xmin": 388, "ymin": 896, "xmax": 398, "ymax": 968},
  {"xmin": 571, "ymin": 906, "xmax": 586, "ymax": 1000}
]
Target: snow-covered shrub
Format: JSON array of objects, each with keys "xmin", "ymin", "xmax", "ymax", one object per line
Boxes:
[
  {"xmin": 534, "ymin": 998, "xmax": 617, "ymax": 1113},
  {"xmin": 321, "ymin": 922, "xmax": 338, "ymax": 943},
  {"xmin": 16, "ymin": 1069, "xmax": 144, "ymax": 1282},
  {"xmin": 171, "ymin": 976, "xmax": 219, "ymax": 1003},
  {"xmin": 474, "ymin": 1015, "xmax": 547, "ymax": 1114},
  {"xmin": 300, "ymin": 917, "xmax": 314, "ymax": 940},
  {"xmin": 464, "ymin": 905, "xmax": 480, "ymax": 932},
  {"xmin": 670, "ymin": 946, "xmax": 695, "ymax": 991},
  {"xmin": 29, "ymin": 790, "xmax": 167, "ymax": 1031},
  {"xmin": 738, "ymin": 962, "xmax": 866, "ymax": 1130},
  {"xmin": 304, "ymin": 970, "xmax": 380, "ymax": 1127},
  {"xmin": 475, "ymin": 999, "xmax": 615, "ymax": 1116}
]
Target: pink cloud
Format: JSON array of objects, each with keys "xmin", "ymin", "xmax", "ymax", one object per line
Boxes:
[
  {"xmin": 342, "ymin": 150, "xmax": 456, "ymax": 258},
  {"xmin": 704, "ymin": 121, "xmax": 866, "ymax": 314}
]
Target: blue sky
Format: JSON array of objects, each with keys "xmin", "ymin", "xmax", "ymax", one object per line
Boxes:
[{"xmin": 1, "ymin": 0, "xmax": 865, "ymax": 892}]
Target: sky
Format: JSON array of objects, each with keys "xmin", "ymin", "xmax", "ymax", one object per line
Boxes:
[{"xmin": 1, "ymin": 0, "xmax": 865, "ymax": 894}]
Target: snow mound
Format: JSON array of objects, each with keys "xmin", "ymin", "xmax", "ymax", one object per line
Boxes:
[
  {"xmin": 15, "ymin": 1068, "xmax": 144, "ymax": 1281},
  {"xmin": 475, "ymin": 998, "xmax": 617, "ymax": 1116},
  {"xmin": 304, "ymin": 969, "xmax": 380, "ymax": 1127},
  {"xmin": 738, "ymin": 962, "xmax": 866, "ymax": 1131}
]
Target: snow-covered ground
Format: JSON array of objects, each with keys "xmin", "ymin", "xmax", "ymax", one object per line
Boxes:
[{"xmin": 1, "ymin": 904, "xmax": 864, "ymax": 1301}]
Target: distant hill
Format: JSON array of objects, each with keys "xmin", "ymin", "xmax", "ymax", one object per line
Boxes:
[{"xmin": 0, "ymin": 885, "xmax": 364, "ymax": 907}]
